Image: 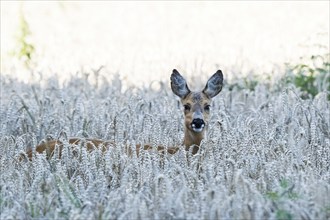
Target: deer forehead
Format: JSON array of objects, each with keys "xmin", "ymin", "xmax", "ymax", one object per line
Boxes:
[{"xmin": 182, "ymin": 92, "xmax": 211, "ymax": 106}]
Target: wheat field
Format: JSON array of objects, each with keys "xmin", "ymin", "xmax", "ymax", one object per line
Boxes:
[
  {"xmin": 1, "ymin": 2, "xmax": 330, "ymax": 220},
  {"xmin": 1, "ymin": 70, "xmax": 329, "ymax": 219}
]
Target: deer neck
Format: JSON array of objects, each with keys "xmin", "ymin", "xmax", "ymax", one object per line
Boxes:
[{"xmin": 183, "ymin": 128, "xmax": 205, "ymax": 153}]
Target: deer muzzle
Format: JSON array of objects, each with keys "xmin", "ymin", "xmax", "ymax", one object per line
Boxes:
[{"xmin": 191, "ymin": 118, "xmax": 205, "ymax": 132}]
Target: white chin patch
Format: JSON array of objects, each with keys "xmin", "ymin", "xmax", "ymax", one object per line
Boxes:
[
  {"xmin": 192, "ymin": 127, "xmax": 204, "ymax": 133},
  {"xmin": 191, "ymin": 124, "xmax": 204, "ymax": 133}
]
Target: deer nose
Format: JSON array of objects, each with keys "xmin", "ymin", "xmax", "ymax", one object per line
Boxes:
[{"xmin": 191, "ymin": 118, "xmax": 205, "ymax": 129}]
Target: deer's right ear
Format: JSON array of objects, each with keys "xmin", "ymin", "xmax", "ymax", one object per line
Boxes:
[{"xmin": 171, "ymin": 69, "xmax": 191, "ymax": 98}]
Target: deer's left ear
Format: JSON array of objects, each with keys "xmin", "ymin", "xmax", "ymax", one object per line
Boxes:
[{"xmin": 203, "ymin": 70, "xmax": 223, "ymax": 98}]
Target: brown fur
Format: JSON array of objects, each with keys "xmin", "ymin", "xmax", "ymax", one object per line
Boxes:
[
  {"xmin": 21, "ymin": 70, "xmax": 222, "ymax": 161},
  {"xmin": 182, "ymin": 92, "xmax": 211, "ymax": 148},
  {"xmin": 22, "ymin": 138, "xmax": 179, "ymax": 161},
  {"xmin": 171, "ymin": 69, "xmax": 223, "ymax": 153}
]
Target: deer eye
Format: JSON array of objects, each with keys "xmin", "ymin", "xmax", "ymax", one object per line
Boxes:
[
  {"xmin": 184, "ymin": 104, "xmax": 191, "ymax": 111},
  {"xmin": 204, "ymin": 105, "xmax": 211, "ymax": 111}
]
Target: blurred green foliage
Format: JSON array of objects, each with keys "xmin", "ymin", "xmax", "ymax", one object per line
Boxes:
[
  {"xmin": 13, "ymin": 11, "xmax": 35, "ymax": 69},
  {"xmin": 227, "ymin": 53, "xmax": 330, "ymax": 100},
  {"xmin": 266, "ymin": 179, "xmax": 299, "ymax": 220},
  {"xmin": 227, "ymin": 74, "xmax": 261, "ymax": 92},
  {"xmin": 285, "ymin": 53, "xmax": 330, "ymax": 99}
]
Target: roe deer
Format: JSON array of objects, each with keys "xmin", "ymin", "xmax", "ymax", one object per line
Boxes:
[
  {"xmin": 171, "ymin": 69, "xmax": 223, "ymax": 154},
  {"xmin": 22, "ymin": 69, "xmax": 223, "ymax": 160}
]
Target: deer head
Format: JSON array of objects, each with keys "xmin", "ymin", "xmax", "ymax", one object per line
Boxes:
[{"xmin": 171, "ymin": 69, "xmax": 223, "ymax": 151}]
